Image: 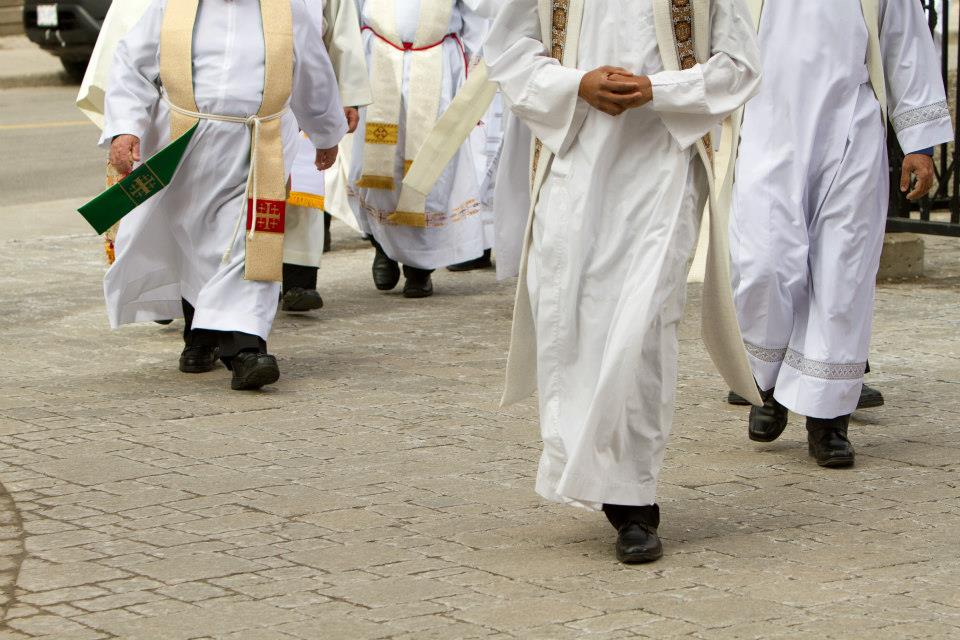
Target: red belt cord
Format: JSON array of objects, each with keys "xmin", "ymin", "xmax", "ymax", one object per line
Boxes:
[{"xmin": 361, "ymin": 26, "xmax": 470, "ymax": 78}]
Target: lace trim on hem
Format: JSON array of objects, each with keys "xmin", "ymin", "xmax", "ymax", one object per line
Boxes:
[
  {"xmin": 893, "ymin": 101, "xmax": 950, "ymax": 133},
  {"xmin": 783, "ymin": 348, "xmax": 867, "ymax": 381},
  {"xmin": 744, "ymin": 341, "xmax": 788, "ymax": 363}
]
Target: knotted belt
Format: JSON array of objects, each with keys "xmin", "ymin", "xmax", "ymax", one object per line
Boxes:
[{"xmin": 160, "ymin": 0, "xmax": 293, "ymax": 282}]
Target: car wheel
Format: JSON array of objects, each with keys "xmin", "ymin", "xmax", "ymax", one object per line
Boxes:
[{"xmin": 61, "ymin": 58, "xmax": 88, "ymax": 83}]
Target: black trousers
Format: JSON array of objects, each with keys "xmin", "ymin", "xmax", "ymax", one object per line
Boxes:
[
  {"xmin": 282, "ymin": 263, "xmax": 318, "ymax": 292},
  {"xmin": 181, "ymin": 299, "xmax": 265, "ymax": 358}
]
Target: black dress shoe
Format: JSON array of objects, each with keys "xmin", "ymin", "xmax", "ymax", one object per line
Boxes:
[
  {"xmin": 155, "ymin": 319, "xmax": 174, "ymax": 326},
  {"xmin": 230, "ymin": 352, "xmax": 280, "ymax": 390},
  {"xmin": 603, "ymin": 504, "xmax": 663, "ymax": 564},
  {"xmin": 807, "ymin": 414, "xmax": 855, "ymax": 468},
  {"xmin": 281, "ymin": 287, "xmax": 324, "ymax": 312},
  {"xmin": 373, "ymin": 246, "xmax": 401, "ymax": 291},
  {"xmin": 727, "ymin": 390, "xmax": 750, "ymax": 406},
  {"xmin": 858, "ymin": 384, "xmax": 884, "ymax": 409},
  {"xmin": 749, "ymin": 389, "xmax": 789, "ymax": 442},
  {"xmin": 179, "ymin": 345, "xmax": 220, "ymax": 373},
  {"xmin": 402, "ymin": 266, "xmax": 434, "ymax": 299},
  {"xmin": 447, "ymin": 249, "xmax": 493, "ymax": 272}
]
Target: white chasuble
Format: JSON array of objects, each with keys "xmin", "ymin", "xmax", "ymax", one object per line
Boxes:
[
  {"xmin": 730, "ymin": 0, "xmax": 953, "ymax": 419},
  {"xmin": 486, "ymin": 0, "xmax": 761, "ymax": 509},
  {"xmin": 346, "ymin": 0, "xmax": 486, "ymax": 270},
  {"xmin": 100, "ymin": 0, "xmax": 346, "ymax": 338}
]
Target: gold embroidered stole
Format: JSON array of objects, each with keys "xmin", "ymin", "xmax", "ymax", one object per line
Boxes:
[
  {"xmin": 358, "ymin": 0, "xmax": 453, "ymax": 227},
  {"xmin": 159, "ymin": 0, "xmax": 293, "ymax": 282}
]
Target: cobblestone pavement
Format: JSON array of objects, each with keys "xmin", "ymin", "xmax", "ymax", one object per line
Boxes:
[{"xmin": 0, "ymin": 212, "xmax": 957, "ymax": 639}]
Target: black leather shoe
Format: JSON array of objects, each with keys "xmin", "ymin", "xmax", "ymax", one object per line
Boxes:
[
  {"xmin": 373, "ymin": 246, "xmax": 401, "ymax": 291},
  {"xmin": 179, "ymin": 345, "xmax": 220, "ymax": 373},
  {"xmin": 603, "ymin": 504, "xmax": 663, "ymax": 564},
  {"xmin": 281, "ymin": 287, "xmax": 324, "ymax": 312},
  {"xmin": 447, "ymin": 249, "xmax": 493, "ymax": 272},
  {"xmin": 230, "ymin": 352, "xmax": 280, "ymax": 390},
  {"xmin": 727, "ymin": 391, "xmax": 750, "ymax": 406},
  {"xmin": 402, "ymin": 266, "xmax": 434, "ymax": 299},
  {"xmin": 858, "ymin": 384, "xmax": 884, "ymax": 409},
  {"xmin": 807, "ymin": 415, "xmax": 855, "ymax": 468},
  {"xmin": 749, "ymin": 389, "xmax": 789, "ymax": 442}
]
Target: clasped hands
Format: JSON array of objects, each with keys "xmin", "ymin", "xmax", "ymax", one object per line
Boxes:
[{"xmin": 579, "ymin": 66, "xmax": 653, "ymax": 116}]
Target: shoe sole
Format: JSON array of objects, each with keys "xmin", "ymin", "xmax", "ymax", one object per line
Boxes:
[
  {"xmin": 816, "ymin": 455, "xmax": 855, "ymax": 468},
  {"xmin": 748, "ymin": 425, "xmax": 788, "ymax": 443},
  {"xmin": 616, "ymin": 547, "xmax": 664, "ymax": 564},
  {"xmin": 179, "ymin": 362, "xmax": 217, "ymax": 374},
  {"xmin": 403, "ymin": 289, "xmax": 434, "ymax": 299},
  {"xmin": 375, "ymin": 282, "xmax": 399, "ymax": 291},
  {"xmin": 282, "ymin": 298, "xmax": 323, "ymax": 312},
  {"xmin": 231, "ymin": 364, "xmax": 280, "ymax": 390}
]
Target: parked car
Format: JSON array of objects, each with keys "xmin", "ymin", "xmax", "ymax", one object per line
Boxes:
[{"xmin": 22, "ymin": 0, "xmax": 111, "ymax": 81}]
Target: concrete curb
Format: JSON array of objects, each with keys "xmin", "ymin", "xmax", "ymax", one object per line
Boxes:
[{"xmin": 0, "ymin": 71, "xmax": 69, "ymax": 89}]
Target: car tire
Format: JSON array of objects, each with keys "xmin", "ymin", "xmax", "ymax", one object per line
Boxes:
[{"xmin": 60, "ymin": 58, "xmax": 88, "ymax": 83}]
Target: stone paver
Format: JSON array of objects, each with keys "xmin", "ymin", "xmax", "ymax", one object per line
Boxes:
[{"xmin": 0, "ymin": 214, "xmax": 957, "ymax": 639}]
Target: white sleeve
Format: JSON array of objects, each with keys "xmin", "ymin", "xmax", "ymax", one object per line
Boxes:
[
  {"xmin": 483, "ymin": 0, "xmax": 588, "ymax": 157},
  {"xmin": 322, "ymin": 0, "xmax": 373, "ymax": 107},
  {"xmin": 291, "ymin": 0, "xmax": 349, "ymax": 149},
  {"xmin": 649, "ymin": 0, "xmax": 762, "ymax": 149},
  {"xmin": 881, "ymin": 0, "xmax": 953, "ymax": 153},
  {"xmin": 99, "ymin": 0, "xmax": 166, "ymax": 148}
]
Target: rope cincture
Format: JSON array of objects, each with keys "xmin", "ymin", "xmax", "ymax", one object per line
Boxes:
[{"xmin": 164, "ymin": 96, "xmax": 289, "ymax": 264}]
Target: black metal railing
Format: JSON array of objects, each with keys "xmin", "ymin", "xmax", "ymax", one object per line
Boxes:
[{"xmin": 887, "ymin": 0, "xmax": 960, "ymax": 236}]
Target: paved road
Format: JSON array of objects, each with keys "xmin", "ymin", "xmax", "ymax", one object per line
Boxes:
[
  {"xmin": 0, "ymin": 86, "xmax": 959, "ymax": 639},
  {"xmin": 0, "ymin": 86, "xmax": 103, "ymax": 207}
]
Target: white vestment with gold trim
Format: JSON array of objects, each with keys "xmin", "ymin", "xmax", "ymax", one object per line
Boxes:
[
  {"xmin": 101, "ymin": 0, "xmax": 346, "ymax": 338},
  {"xmin": 346, "ymin": 0, "xmax": 489, "ymax": 270}
]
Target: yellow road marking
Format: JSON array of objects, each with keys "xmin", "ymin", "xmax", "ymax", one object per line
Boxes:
[{"xmin": 0, "ymin": 119, "xmax": 94, "ymax": 131}]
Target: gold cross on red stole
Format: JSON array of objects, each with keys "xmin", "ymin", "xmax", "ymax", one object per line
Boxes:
[{"xmin": 246, "ymin": 199, "xmax": 287, "ymax": 234}]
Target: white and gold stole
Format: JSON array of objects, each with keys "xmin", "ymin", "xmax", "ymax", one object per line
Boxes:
[
  {"xmin": 358, "ymin": 0, "xmax": 454, "ymax": 227},
  {"xmin": 160, "ymin": 0, "xmax": 293, "ymax": 282}
]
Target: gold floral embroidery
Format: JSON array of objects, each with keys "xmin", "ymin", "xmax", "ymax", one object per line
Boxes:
[
  {"xmin": 533, "ymin": 0, "xmax": 571, "ymax": 183},
  {"xmin": 670, "ymin": 0, "xmax": 713, "ymax": 160}
]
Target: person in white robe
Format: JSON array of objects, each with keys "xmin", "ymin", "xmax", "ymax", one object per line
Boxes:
[
  {"xmin": 731, "ymin": 0, "xmax": 953, "ymax": 467},
  {"xmin": 101, "ymin": 0, "xmax": 347, "ymax": 390},
  {"xmin": 347, "ymin": 0, "xmax": 488, "ymax": 298},
  {"xmin": 485, "ymin": 0, "xmax": 761, "ymax": 563},
  {"xmin": 447, "ymin": 0, "xmax": 503, "ymax": 273},
  {"xmin": 281, "ymin": 0, "xmax": 373, "ymax": 312}
]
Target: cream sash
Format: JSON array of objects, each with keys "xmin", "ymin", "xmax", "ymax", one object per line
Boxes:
[
  {"xmin": 159, "ymin": 0, "xmax": 293, "ymax": 282},
  {"xmin": 357, "ymin": 0, "xmax": 453, "ymax": 227}
]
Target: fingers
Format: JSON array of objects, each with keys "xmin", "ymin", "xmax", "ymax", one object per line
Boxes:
[
  {"xmin": 344, "ymin": 107, "xmax": 360, "ymax": 134},
  {"xmin": 599, "ymin": 77, "xmax": 640, "ymax": 95},
  {"xmin": 314, "ymin": 147, "xmax": 338, "ymax": 172},
  {"xmin": 903, "ymin": 155, "xmax": 935, "ymax": 201},
  {"xmin": 900, "ymin": 163, "xmax": 912, "ymax": 194},
  {"xmin": 132, "ymin": 140, "xmax": 141, "ymax": 163},
  {"xmin": 907, "ymin": 169, "xmax": 933, "ymax": 201}
]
